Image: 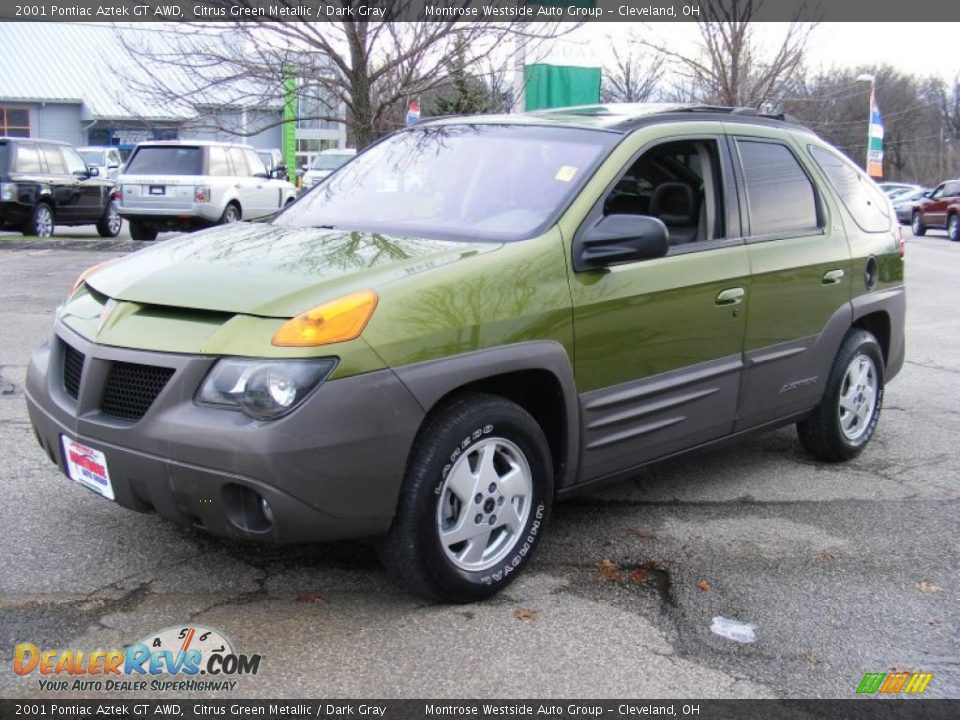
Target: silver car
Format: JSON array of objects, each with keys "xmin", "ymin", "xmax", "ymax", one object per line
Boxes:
[
  {"xmin": 118, "ymin": 141, "xmax": 297, "ymax": 241},
  {"xmin": 77, "ymin": 146, "xmax": 124, "ymax": 182},
  {"xmin": 301, "ymin": 148, "xmax": 356, "ymax": 190}
]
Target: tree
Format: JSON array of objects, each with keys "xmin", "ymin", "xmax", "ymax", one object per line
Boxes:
[
  {"xmin": 637, "ymin": 0, "xmax": 816, "ymax": 108},
  {"xmin": 115, "ymin": 2, "xmax": 570, "ymax": 149},
  {"xmin": 430, "ymin": 40, "xmax": 512, "ymax": 117},
  {"xmin": 600, "ymin": 45, "xmax": 663, "ymax": 104},
  {"xmin": 782, "ymin": 66, "xmax": 945, "ymax": 183}
]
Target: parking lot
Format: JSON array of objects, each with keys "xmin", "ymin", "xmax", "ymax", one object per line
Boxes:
[{"xmin": 0, "ymin": 227, "xmax": 956, "ymax": 699}]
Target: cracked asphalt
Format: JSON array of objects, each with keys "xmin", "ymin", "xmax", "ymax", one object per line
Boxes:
[{"xmin": 0, "ymin": 228, "xmax": 956, "ymax": 699}]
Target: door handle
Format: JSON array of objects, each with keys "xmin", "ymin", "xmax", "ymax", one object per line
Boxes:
[
  {"xmin": 822, "ymin": 269, "xmax": 845, "ymax": 285},
  {"xmin": 715, "ymin": 287, "xmax": 745, "ymax": 306}
]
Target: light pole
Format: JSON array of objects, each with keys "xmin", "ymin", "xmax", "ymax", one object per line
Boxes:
[{"xmin": 856, "ymin": 73, "xmax": 877, "ymax": 174}]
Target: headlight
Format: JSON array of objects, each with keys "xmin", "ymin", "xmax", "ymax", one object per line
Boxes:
[
  {"xmin": 197, "ymin": 358, "xmax": 338, "ymax": 420},
  {"xmin": 0, "ymin": 182, "xmax": 17, "ymax": 202}
]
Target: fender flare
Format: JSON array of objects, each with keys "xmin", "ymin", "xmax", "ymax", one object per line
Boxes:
[{"xmin": 391, "ymin": 340, "xmax": 581, "ymax": 491}]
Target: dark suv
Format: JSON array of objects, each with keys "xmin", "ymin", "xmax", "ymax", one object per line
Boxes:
[{"xmin": 0, "ymin": 137, "xmax": 121, "ymax": 238}]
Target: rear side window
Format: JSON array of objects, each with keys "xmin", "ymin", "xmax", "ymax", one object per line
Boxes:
[
  {"xmin": 207, "ymin": 146, "xmax": 231, "ymax": 176},
  {"xmin": 809, "ymin": 145, "xmax": 890, "ymax": 233},
  {"xmin": 945, "ymin": 181, "xmax": 960, "ymax": 198},
  {"xmin": 14, "ymin": 143, "xmax": 42, "ymax": 173},
  {"xmin": 39, "ymin": 145, "xmax": 67, "ymax": 174},
  {"xmin": 737, "ymin": 139, "xmax": 819, "ymax": 236},
  {"xmin": 125, "ymin": 146, "xmax": 203, "ymax": 175}
]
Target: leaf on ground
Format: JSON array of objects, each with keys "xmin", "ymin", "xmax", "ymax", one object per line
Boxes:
[
  {"xmin": 696, "ymin": 580, "xmax": 711, "ymax": 592},
  {"xmin": 514, "ymin": 608, "xmax": 539, "ymax": 621},
  {"xmin": 816, "ymin": 550, "xmax": 838, "ymax": 561},
  {"xmin": 628, "ymin": 569, "xmax": 648, "ymax": 583},
  {"xmin": 916, "ymin": 580, "xmax": 941, "ymax": 593},
  {"xmin": 640, "ymin": 559, "xmax": 665, "ymax": 571},
  {"xmin": 598, "ymin": 558, "xmax": 621, "ymax": 582},
  {"xmin": 294, "ymin": 591, "xmax": 329, "ymax": 605},
  {"xmin": 627, "ymin": 529, "xmax": 653, "ymax": 540}
]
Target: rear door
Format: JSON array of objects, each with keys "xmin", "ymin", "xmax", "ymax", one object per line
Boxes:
[
  {"xmin": 226, "ymin": 146, "xmax": 258, "ymax": 219},
  {"xmin": 731, "ymin": 129, "xmax": 852, "ymax": 430},
  {"xmin": 567, "ymin": 125, "xmax": 751, "ymax": 483},
  {"xmin": 36, "ymin": 143, "xmax": 80, "ymax": 221}
]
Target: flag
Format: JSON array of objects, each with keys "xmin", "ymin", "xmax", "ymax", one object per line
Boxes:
[
  {"xmin": 867, "ymin": 90, "xmax": 884, "ymax": 178},
  {"xmin": 406, "ymin": 101, "xmax": 421, "ymax": 126}
]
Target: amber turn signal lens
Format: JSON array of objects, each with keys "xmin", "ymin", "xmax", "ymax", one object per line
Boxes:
[
  {"xmin": 69, "ymin": 258, "xmax": 120, "ymax": 296},
  {"xmin": 272, "ymin": 290, "xmax": 378, "ymax": 347}
]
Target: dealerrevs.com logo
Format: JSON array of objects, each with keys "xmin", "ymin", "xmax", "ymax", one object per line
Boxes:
[{"xmin": 13, "ymin": 625, "xmax": 262, "ymax": 692}]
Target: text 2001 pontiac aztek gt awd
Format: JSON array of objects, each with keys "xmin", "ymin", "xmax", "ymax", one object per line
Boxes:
[{"xmin": 26, "ymin": 105, "xmax": 905, "ymax": 602}]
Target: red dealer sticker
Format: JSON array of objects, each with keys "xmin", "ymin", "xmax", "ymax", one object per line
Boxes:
[{"xmin": 61, "ymin": 436, "xmax": 115, "ymax": 501}]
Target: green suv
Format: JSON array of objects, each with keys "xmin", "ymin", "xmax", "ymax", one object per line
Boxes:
[{"xmin": 25, "ymin": 105, "xmax": 905, "ymax": 602}]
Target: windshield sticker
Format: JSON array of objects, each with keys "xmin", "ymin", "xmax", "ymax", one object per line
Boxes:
[{"xmin": 555, "ymin": 166, "xmax": 578, "ymax": 182}]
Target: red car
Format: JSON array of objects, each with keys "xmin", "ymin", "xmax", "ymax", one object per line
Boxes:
[{"xmin": 911, "ymin": 179, "xmax": 960, "ymax": 241}]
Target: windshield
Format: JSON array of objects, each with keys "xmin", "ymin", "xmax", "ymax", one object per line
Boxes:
[
  {"xmin": 279, "ymin": 125, "xmax": 615, "ymax": 242},
  {"xmin": 310, "ymin": 153, "xmax": 353, "ymax": 171},
  {"xmin": 125, "ymin": 146, "xmax": 203, "ymax": 175},
  {"xmin": 78, "ymin": 150, "xmax": 105, "ymax": 165}
]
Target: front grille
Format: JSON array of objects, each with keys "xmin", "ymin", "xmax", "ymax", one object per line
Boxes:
[
  {"xmin": 100, "ymin": 362, "xmax": 175, "ymax": 421},
  {"xmin": 62, "ymin": 343, "xmax": 85, "ymax": 399}
]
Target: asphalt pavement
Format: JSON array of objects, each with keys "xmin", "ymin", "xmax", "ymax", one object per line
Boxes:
[{"xmin": 0, "ymin": 226, "xmax": 956, "ymax": 700}]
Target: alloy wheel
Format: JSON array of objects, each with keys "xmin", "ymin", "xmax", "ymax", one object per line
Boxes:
[
  {"xmin": 838, "ymin": 354, "xmax": 878, "ymax": 442},
  {"xmin": 436, "ymin": 437, "xmax": 533, "ymax": 572}
]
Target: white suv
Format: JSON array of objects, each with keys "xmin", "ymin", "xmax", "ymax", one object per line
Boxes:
[{"xmin": 118, "ymin": 141, "xmax": 297, "ymax": 241}]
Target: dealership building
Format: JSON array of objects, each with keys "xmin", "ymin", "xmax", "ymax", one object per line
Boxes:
[{"xmin": 0, "ymin": 23, "xmax": 347, "ymax": 168}]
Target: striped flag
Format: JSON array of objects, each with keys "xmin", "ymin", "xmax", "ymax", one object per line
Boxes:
[{"xmin": 867, "ymin": 90, "xmax": 884, "ymax": 178}]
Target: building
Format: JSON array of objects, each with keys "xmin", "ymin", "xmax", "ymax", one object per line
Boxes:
[{"xmin": 0, "ymin": 23, "xmax": 346, "ymax": 169}]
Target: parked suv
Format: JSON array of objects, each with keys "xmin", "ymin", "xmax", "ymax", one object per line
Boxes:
[
  {"xmin": 25, "ymin": 105, "xmax": 905, "ymax": 602},
  {"xmin": 257, "ymin": 148, "xmax": 289, "ymax": 182},
  {"xmin": 77, "ymin": 146, "xmax": 124, "ymax": 182},
  {"xmin": 117, "ymin": 141, "xmax": 297, "ymax": 241},
  {"xmin": 911, "ymin": 178, "xmax": 960, "ymax": 241},
  {"xmin": 0, "ymin": 137, "xmax": 121, "ymax": 238}
]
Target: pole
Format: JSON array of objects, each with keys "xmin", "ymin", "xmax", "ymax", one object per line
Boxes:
[{"xmin": 865, "ymin": 77, "xmax": 874, "ymax": 173}]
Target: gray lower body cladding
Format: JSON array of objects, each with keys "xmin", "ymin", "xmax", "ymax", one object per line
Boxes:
[{"xmin": 25, "ymin": 322, "xmax": 424, "ymax": 543}]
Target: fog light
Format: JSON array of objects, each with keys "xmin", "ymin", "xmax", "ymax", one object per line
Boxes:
[{"xmin": 261, "ymin": 497, "xmax": 274, "ymax": 524}]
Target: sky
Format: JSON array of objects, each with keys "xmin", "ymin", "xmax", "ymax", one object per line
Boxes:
[{"xmin": 545, "ymin": 23, "xmax": 959, "ymax": 81}]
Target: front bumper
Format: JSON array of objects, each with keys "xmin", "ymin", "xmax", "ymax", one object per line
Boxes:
[{"xmin": 25, "ymin": 322, "xmax": 425, "ymax": 543}]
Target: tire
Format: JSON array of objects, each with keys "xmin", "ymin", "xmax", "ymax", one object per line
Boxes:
[
  {"xmin": 948, "ymin": 214, "xmax": 960, "ymax": 242},
  {"xmin": 379, "ymin": 393, "xmax": 553, "ymax": 602},
  {"xmin": 129, "ymin": 220, "xmax": 158, "ymax": 242},
  {"xmin": 219, "ymin": 203, "xmax": 241, "ymax": 224},
  {"xmin": 911, "ymin": 210, "xmax": 926, "ymax": 236},
  {"xmin": 96, "ymin": 200, "xmax": 122, "ymax": 238},
  {"xmin": 797, "ymin": 329, "xmax": 884, "ymax": 462},
  {"xmin": 24, "ymin": 202, "xmax": 54, "ymax": 238}
]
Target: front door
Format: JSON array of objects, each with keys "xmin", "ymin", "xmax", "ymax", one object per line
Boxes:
[{"xmin": 566, "ymin": 127, "xmax": 751, "ymax": 483}]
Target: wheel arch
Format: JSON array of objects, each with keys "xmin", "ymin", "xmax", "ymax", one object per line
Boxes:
[{"xmin": 392, "ymin": 341, "xmax": 580, "ymax": 493}]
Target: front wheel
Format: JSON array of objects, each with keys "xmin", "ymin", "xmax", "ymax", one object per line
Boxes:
[
  {"xmin": 797, "ymin": 329, "xmax": 884, "ymax": 462},
  {"xmin": 948, "ymin": 214, "xmax": 960, "ymax": 242},
  {"xmin": 912, "ymin": 211, "xmax": 927, "ymax": 236},
  {"xmin": 96, "ymin": 200, "xmax": 122, "ymax": 238},
  {"xmin": 379, "ymin": 393, "xmax": 553, "ymax": 602}
]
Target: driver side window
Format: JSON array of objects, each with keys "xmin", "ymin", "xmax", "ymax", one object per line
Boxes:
[{"xmin": 602, "ymin": 138, "xmax": 727, "ymax": 247}]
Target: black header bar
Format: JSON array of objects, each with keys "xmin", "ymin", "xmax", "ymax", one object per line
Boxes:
[{"xmin": 1, "ymin": 0, "xmax": 960, "ymax": 23}]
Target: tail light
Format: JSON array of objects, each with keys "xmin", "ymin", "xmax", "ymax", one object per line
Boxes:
[
  {"xmin": 195, "ymin": 186, "xmax": 212, "ymax": 203},
  {"xmin": 112, "ymin": 189, "xmax": 122, "ymax": 201}
]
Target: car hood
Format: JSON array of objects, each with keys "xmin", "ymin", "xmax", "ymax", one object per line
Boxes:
[{"xmin": 86, "ymin": 222, "xmax": 502, "ymax": 318}]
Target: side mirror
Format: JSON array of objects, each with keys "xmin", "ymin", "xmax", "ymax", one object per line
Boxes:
[
  {"xmin": 574, "ymin": 214, "xmax": 669, "ymax": 271},
  {"xmin": 86, "ymin": 166, "xmax": 100, "ymax": 177}
]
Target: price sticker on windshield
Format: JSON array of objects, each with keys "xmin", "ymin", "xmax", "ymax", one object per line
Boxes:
[{"xmin": 555, "ymin": 166, "xmax": 578, "ymax": 182}]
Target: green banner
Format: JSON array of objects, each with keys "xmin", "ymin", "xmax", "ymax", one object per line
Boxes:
[
  {"xmin": 523, "ymin": 63, "xmax": 601, "ymax": 111},
  {"xmin": 282, "ymin": 69, "xmax": 297, "ymax": 179}
]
